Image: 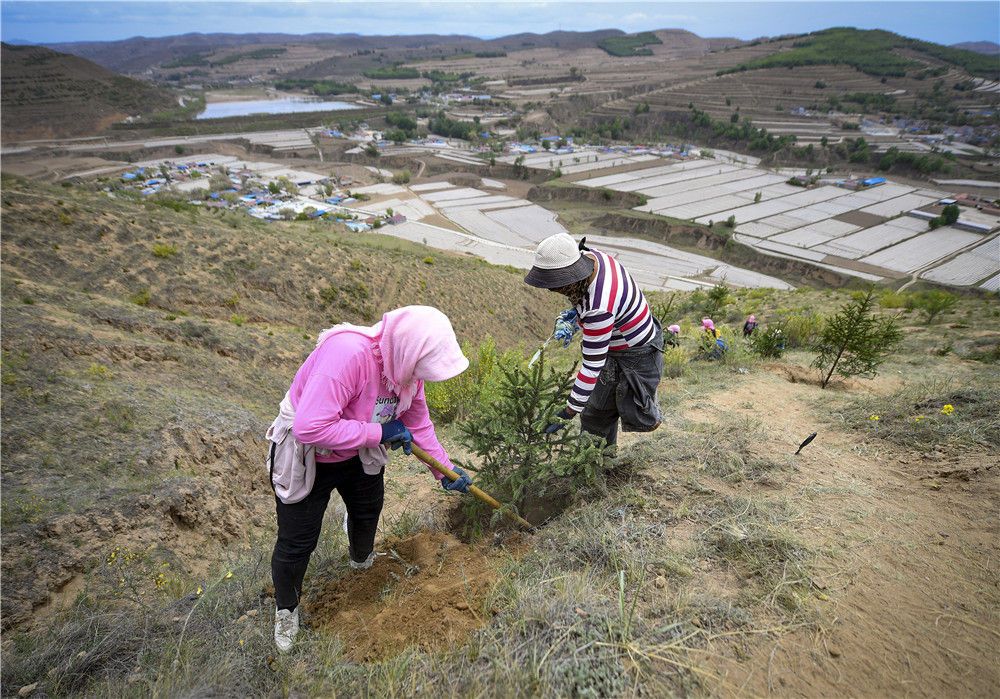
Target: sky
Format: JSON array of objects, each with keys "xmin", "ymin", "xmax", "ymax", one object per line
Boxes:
[{"xmin": 2, "ymin": 1, "xmax": 998, "ymax": 46}]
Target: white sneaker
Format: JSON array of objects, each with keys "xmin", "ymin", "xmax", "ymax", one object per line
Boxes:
[
  {"xmin": 274, "ymin": 606, "xmax": 299, "ymax": 653},
  {"xmin": 349, "ymin": 551, "xmax": 376, "ymax": 570}
]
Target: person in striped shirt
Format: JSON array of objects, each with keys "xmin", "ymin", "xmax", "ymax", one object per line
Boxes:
[{"xmin": 524, "ymin": 233, "xmax": 664, "ymax": 446}]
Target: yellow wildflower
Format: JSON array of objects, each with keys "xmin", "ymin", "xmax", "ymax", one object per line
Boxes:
[
  {"xmin": 224, "ymin": 571, "xmax": 234, "ymax": 580},
  {"xmin": 941, "ymin": 404, "xmax": 954, "ymax": 415},
  {"xmin": 869, "ymin": 414, "xmax": 880, "ymax": 421},
  {"xmin": 914, "ymin": 415, "xmax": 925, "ymax": 422},
  {"xmin": 196, "ymin": 585, "xmax": 203, "ymax": 596},
  {"xmin": 238, "ymin": 639, "xmax": 245, "ymax": 647}
]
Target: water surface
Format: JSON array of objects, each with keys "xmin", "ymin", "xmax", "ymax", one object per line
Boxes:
[{"xmin": 197, "ymin": 98, "xmax": 360, "ymax": 120}]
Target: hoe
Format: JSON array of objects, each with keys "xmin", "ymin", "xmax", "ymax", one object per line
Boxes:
[{"xmin": 410, "ymin": 445, "xmax": 534, "ymax": 531}]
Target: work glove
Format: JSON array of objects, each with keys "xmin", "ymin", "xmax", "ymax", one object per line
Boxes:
[
  {"xmin": 544, "ymin": 407, "xmax": 576, "ymax": 434},
  {"xmin": 442, "ymin": 466, "xmax": 472, "ymax": 494},
  {"xmin": 380, "ymin": 419, "xmax": 413, "ymax": 455},
  {"xmin": 553, "ymin": 309, "xmax": 580, "ymax": 348}
]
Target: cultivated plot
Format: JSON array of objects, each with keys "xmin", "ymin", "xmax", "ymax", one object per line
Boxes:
[
  {"xmin": 921, "ymin": 236, "xmax": 1000, "ymax": 286},
  {"xmin": 859, "ymin": 228, "xmax": 984, "ymax": 273}
]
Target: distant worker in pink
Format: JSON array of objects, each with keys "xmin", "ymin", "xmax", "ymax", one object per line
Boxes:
[{"xmin": 264, "ymin": 306, "xmax": 471, "ymax": 653}]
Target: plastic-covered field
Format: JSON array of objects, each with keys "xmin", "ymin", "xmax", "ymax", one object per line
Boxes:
[
  {"xmin": 636, "ymin": 168, "xmax": 766, "ymax": 198},
  {"xmin": 695, "ymin": 186, "xmax": 853, "ymax": 225},
  {"xmin": 609, "ymin": 161, "xmax": 726, "ymax": 192},
  {"xmin": 734, "ymin": 222, "xmax": 785, "ymax": 238},
  {"xmin": 858, "ymin": 193, "xmax": 939, "ymax": 218},
  {"xmin": 813, "ymin": 217, "xmax": 929, "ymax": 259},
  {"xmin": 770, "ymin": 219, "xmax": 861, "ymax": 248},
  {"xmin": 922, "ymin": 237, "xmax": 1000, "ymax": 286},
  {"xmin": 350, "ymin": 183, "xmax": 408, "ymax": 196},
  {"xmin": 499, "ymin": 149, "xmax": 661, "ymax": 172},
  {"xmin": 981, "ymin": 273, "xmax": 1000, "ymax": 291},
  {"xmin": 575, "ymin": 161, "xmax": 711, "ymax": 188},
  {"xmin": 754, "ymin": 239, "xmax": 828, "ymax": 261},
  {"xmin": 648, "ymin": 193, "xmax": 757, "ymax": 220},
  {"xmin": 485, "ymin": 205, "xmax": 566, "ymax": 243},
  {"xmin": 558, "ymin": 156, "xmax": 650, "ymax": 174},
  {"xmin": 446, "ymin": 209, "xmax": 530, "ymax": 245},
  {"xmin": 380, "ymin": 221, "xmax": 535, "ymax": 269},
  {"xmin": 362, "ymin": 197, "xmax": 437, "ymax": 220},
  {"xmin": 410, "ymin": 182, "xmax": 455, "ymax": 191},
  {"xmin": 859, "ymin": 228, "xmax": 983, "ymax": 272},
  {"xmin": 444, "ymin": 199, "xmax": 531, "ymax": 213},
  {"xmin": 420, "ymin": 187, "xmax": 491, "ymax": 203},
  {"xmin": 584, "ymin": 235, "xmax": 793, "ymax": 290},
  {"xmin": 438, "ymin": 195, "xmax": 518, "ymax": 211}
]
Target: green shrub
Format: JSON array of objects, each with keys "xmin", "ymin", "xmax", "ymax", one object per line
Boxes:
[
  {"xmin": 912, "ymin": 289, "xmax": 957, "ymax": 324},
  {"xmin": 422, "ymin": 256, "xmax": 434, "ymax": 265},
  {"xmin": 229, "ymin": 314, "xmax": 246, "ymax": 326},
  {"xmin": 129, "ymin": 288, "xmax": 151, "ymax": 307},
  {"xmin": 879, "ymin": 289, "xmax": 912, "ymax": 309},
  {"xmin": 777, "ymin": 311, "xmax": 824, "ymax": 348},
  {"xmin": 151, "ymin": 243, "xmax": 178, "ymax": 258},
  {"xmin": 661, "ymin": 346, "xmax": 689, "ymax": 378},
  {"xmin": 704, "ymin": 284, "xmax": 732, "ymax": 317},
  {"xmin": 748, "ymin": 325, "xmax": 786, "ymax": 359}
]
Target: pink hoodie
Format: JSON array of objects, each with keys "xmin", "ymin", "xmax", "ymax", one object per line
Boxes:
[{"xmin": 289, "ymin": 306, "xmax": 469, "ymax": 477}]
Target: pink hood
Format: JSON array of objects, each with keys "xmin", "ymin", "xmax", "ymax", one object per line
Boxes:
[
  {"xmin": 701, "ymin": 318, "xmax": 715, "ymax": 331},
  {"xmin": 315, "ymin": 306, "xmax": 469, "ymax": 413}
]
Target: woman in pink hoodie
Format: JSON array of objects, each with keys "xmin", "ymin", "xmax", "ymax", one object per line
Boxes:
[{"xmin": 270, "ymin": 306, "xmax": 471, "ymax": 652}]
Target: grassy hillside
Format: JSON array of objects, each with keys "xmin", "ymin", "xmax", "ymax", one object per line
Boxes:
[
  {"xmin": 1, "ymin": 175, "xmax": 998, "ymax": 696},
  {"xmin": 0, "ymin": 175, "xmax": 560, "ymax": 630},
  {"xmin": 1, "ymin": 44, "xmax": 177, "ymax": 140}
]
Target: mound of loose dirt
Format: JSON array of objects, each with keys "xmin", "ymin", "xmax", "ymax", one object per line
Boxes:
[
  {"xmin": 304, "ymin": 532, "xmax": 497, "ymax": 660},
  {"xmin": 762, "ymin": 362, "xmax": 863, "ymax": 390}
]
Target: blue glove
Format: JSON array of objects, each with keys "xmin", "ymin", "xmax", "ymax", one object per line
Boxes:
[
  {"xmin": 544, "ymin": 407, "xmax": 575, "ymax": 434},
  {"xmin": 380, "ymin": 419, "xmax": 412, "ymax": 455},
  {"xmin": 553, "ymin": 310, "xmax": 580, "ymax": 348},
  {"xmin": 442, "ymin": 466, "xmax": 472, "ymax": 493}
]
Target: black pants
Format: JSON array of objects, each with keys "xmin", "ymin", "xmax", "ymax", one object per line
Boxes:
[
  {"xmin": 271, "ymin": 456, "xmax": 383, "ymax": 610},
  {"xmin": 580, "ymin": 321, "xmax": 664, "ymax": 446}
]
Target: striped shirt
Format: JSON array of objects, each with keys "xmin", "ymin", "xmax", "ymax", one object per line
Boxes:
[{"xmin": 568, "ymin": 249, "xmax": 656, "ymax": 412}]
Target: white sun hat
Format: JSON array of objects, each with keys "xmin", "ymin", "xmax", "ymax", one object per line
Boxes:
[{"xmin": 524, "ymin": 233, "xmax": 593, "ymax": 289}]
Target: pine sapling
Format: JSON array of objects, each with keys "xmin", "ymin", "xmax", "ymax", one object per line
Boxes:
[
  {"xmin": 455, "ymin": 353, "xmax": 606, "ymax": 524},
  {"xmin": 811, "ymin": 290, "xmax": 902, "ymax": 389}
]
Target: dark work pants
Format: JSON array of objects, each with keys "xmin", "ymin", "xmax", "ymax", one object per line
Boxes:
[
  {"xmin": 580, "ymin": 320, "xmax": 664, "ymax": 446},
  {"xmin": 271, "ymin": 456, "xmax": 383, "ymax": 610}
]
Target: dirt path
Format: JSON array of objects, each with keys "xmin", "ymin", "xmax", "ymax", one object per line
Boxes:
[{"xmin": 685, "ymin": 368, "xmax": 1000, "ymax": 697}]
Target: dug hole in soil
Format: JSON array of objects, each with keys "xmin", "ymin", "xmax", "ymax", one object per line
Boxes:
[{"xmin": 303, "ymin": 531, "xmax": 505, "ymax": 661}]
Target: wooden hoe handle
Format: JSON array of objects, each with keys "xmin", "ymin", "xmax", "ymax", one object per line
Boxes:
[{"xmin": 410, "ymin": 444, "xmax": 534, "ymax": 531}]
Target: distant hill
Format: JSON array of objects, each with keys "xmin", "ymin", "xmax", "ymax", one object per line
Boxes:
[
  {"xmin": 718, "ymin": 28, "xmax": 1000, "ymax": 80},
  {"xmin": 45, "ymin": 32, "xmax": 478, "ymax": 73},
  {"xmin": 1, "ymin": 43, "xmax": 175, "ymax": 140},
  {"xmin": 48, "ymin": 28, "xmax": 669, "ymax": 74},
  {"xmin": 952, "ymin": 41, "xmax": 1000, "ymax": 55}
]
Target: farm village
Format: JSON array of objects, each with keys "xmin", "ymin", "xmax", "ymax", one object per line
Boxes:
[{"xmin": 2, "ymin": 15, "xmax": 999, "ymax": 699}]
